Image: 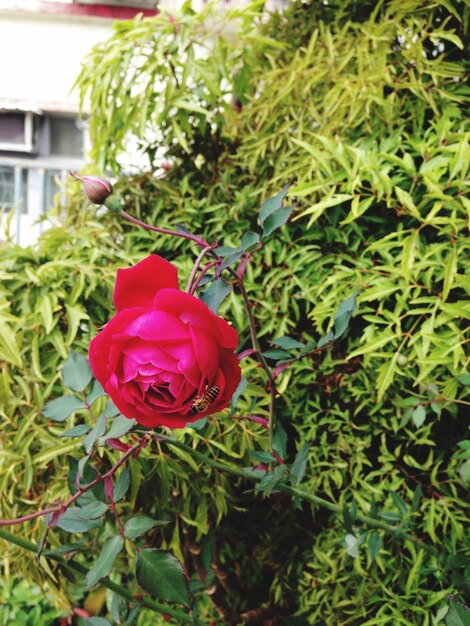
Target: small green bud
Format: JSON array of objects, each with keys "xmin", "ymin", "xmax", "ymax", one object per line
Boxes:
[{"xmin": 104, "ymin": 196, "xmax": 124, "ymax": 213}]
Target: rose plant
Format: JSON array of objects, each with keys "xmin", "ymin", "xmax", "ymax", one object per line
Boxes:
[{"xmin": 89, "ymin": 254, "xmax": 241, "ymax": 428}]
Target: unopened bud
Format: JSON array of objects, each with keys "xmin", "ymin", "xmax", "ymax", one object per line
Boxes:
[{"xmin": 70, "ymin": 172, "xmax": 113, "ymax": 205}]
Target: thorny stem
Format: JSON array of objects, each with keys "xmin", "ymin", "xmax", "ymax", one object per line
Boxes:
[
  {"xmin": 160, "ymin": 437, "xmax": 438, "ymax": 556},
  {"xmin": 189, "ymin": 260, "xmax": 218, "ymax": 294},
  {"xmin": 0, "ymin": 438, "xmax": 146, "ymax": 527},
  {"xmin": 0, "ymin": 529, "xmax": 197, "ymax": 625}
]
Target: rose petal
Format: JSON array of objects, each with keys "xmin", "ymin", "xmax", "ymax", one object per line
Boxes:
[
  {"xmin": 118, "ymin": 311, "xmax": 189, "ymax": 342},
  {"xmin": 153, "ymin": 289, "xmax": 239, "ymax": 349},
  {"xmin": 113, "ymin": 255, "xmax": 179, "ymax": 312}
]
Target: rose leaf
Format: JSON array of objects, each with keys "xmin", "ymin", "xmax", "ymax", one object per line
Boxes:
[{"xmin": 136, "ymin": 549, "xmax": 190, "ymax": 607}]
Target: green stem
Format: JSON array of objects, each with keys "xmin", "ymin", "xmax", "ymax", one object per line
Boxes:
[
  {"xmin": 0, "ymin": 529, "xmax": 198, "ymax": 625},
  {"xmin": 162, "ymin": 438, "xmax": 437, "ymax": 556}
]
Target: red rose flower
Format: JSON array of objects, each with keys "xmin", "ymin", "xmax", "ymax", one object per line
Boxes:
[{"xmin": 89, "ymin": 255, "xmax": 241, "ymax": 428}]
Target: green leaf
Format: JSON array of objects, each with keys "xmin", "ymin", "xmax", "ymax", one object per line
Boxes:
[
  {"xmin": 55, "ymin": 508, "xmax": 101, "ymax": 533},
  {"xmin": 104, "ymin": 400, "xmax": 120, "ymax": 418},
  {"xmin": 390, "ymin": 491, "xmax": 407, "ymax": 517},
  {"xmin": 136, "ymin": 549, "xmax": 190, "ymax": 607},
  {"xmin": 87, "ymin": 380, "xmax": 105, "ymax": 405},
  {"xmin": 61, "ymin": 352, "xmax": 93, "ymax": 392},
  {"xmin": 124, "ymin": 516, "xmax": 167, "ymax": 539},
  {"xmin": 459, "ymin": 460, "xmax": 470, "ymax": 485},
  {"xmin": 43, "ymin": 395, "xmax": 86, "ymax": 422},
  {"xmin": 59, "ymin": 424, "xmax": 91, "ymax": 438},
  {"xmin": 368, "ymin": 531, "xmax": 382, "ymax": 558},
  {"xmin": 344, "ymin": 533, "xmax": 362, "ymax": 558},
  {"xmin": 262, "ymin": 206, "xmax": 293, "ymax": 237},
  {"xmin": 412, "ymin": 405, "xmax": 426, "ymax": 428},
  {"xmin": 0, "ymin": 323, "xmax": 23, "ymax": 368},
  {"xmin": 272, "ymin": 423, "xmax": 287, "ymax": 459},
  {"xmin": 231, "ymin": 378, "xmax": 248, "ymax": 407},
  {"xmin": 76, "ymin": 501, "xmax": 108, "ymax": 520},
  {"xmin": 240, "ymin": 231, "xmax": 260, "ymax": 250},
  {"xmin": 84, "ymin": 618, "xmax": 113, "ymax": 626},
  {"xmin": 200, "ymin": 279, "xmax": 232, "ymax": 313},
  {"xmin": 86, "ymin": 535, "xmax": 124, "ymax": 589},
  {"xmin": 263, "ymin": 348, "xmax": 291, "ymax": 360},
  {"xmin": 290, "ymin": 443, "xmax": 310, "ymax": 485},
  {"xmin": 259, "ymin": 184, "xmax": 289, "ymax": 224},
  {"xmin": 457, "ymin": 374, "xmax": 470, "ymax": 385},
  {"xmin": 101, "ymin": 415, "xmax": 135, "ymax": 442},
  {"xmin": 83, "ymin": 413, "xmax": 107, "ymax": 454},
  {"xmin": 376, "ymin": 352, "xmax": 399, "ymax": 401},
  {"xmin": 271, "ymin": 336, "xmax": 305, "ymax": 350},
  {"xmin": 249, "ymin": 450, "xmax": 277, "ymax": 464},
  {"xmin": 446, "ymin": 600, "xmax": 470, "ymax": 626},
  {"xmin": 333, "ymin": 291, "xmax": 358, "ymax": 339},
  {"xmin": 113, "ymin": 469, "xmax": 130, "ymax": 502}
]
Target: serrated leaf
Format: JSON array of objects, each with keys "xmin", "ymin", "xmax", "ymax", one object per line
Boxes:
[
  {"xmin": 43, "ymin": 395, "xmax": 86, "ymax": 422},
  {"xmin": 259, "ymin": 184, "xmax": 289, "ymax": 225},
  {"xmin": 446, "ymin": 600, "xmax": 470, "ymax": 626},
  {"xmin": 124, "ymin": 516, "xmax": 167, "ymax": 539},
  {"xmin": 62, "ymin": 352, "xmax": 92, "ymax": 392},
  {"xmin": 83, "ymin": 413, "xmax": 107, "ymax": 454},
  {"xmin": 262, "ymin": 206, "xmax": 293, "ymax": 237},
  {"xmin": 136, "ymin": 549, "xmax": 190, "ymax": 606},
  {"xmin": 113, "ymin": 469, "xmax": 130, "ymax": 503},
  {"xmin": 76, "ymin": 501, "xmax": 108, "ymax": 520},
  {"xmin": 200, "ymin": 279, "xmax": 232, "ymax": 313},
  {"xmin": 412, "ymin": 405, "xmax": 426, "ymax": 428},
  {"xmin": 86, "ymin": 535, "xmax": 124, "ymax": 589},
  {"xmin": 55, "ymin": 508, "xmax": 101, "ymax": 533},
  {"xmin": 290, "ymin": 443, "xmax": 310, "ymax": 485},
  {"xmin": 59, "ymin": 424, "xmax": 91, "ymax": 438}
]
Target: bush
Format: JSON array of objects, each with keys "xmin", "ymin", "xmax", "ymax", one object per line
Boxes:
[{"xmin": 1, "ymin": 1, "xmax": 468, "ymax": 624}]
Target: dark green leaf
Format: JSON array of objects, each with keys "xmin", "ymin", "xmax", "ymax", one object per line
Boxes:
[
  {"xmin": 378, "ymin": 511, "xmax": 401, "ymax": 523},
  {"xmin": 333, "ymin": 291, "xmax": 358, "ymax": 339},
  {"xmin": 113, "ymin": 469, "xmax": 130, "ymax": 502},
  {"xmin": 263, "ymin": 348, "xmax": 292, "ymax": 360},
  {"xmin": 111, "ymin": 593, "xmax": 128, "ymax": 623},
  {"xmin": 231, "ymin": 378, "xmax": 248, "ymax": 407},
  {"xmin": 83, "ymin": 413, "xmax": 107, "ymax": 454},
  {"xmin": 411, "ymin": 485, "xmax": 422, "ymax": 511},
  {"xmin": 136, "ymin": 549, "xmax": 190, "ymax": 607},
  {"xmin": 76, "ymin": 501, "xmax": 108, "ymax": 520},
  {"xmin": 249, "ymin": 450, "xmax": 277, "ymax": 464},
  {"xmin": 43, "ymin": 395, "xmax": 86, "ymax": 422},
  {"xmin": 200, "ymin": 279, "xmax": 232, "ymax": 313},
  {"xmin": 187, "ymin": 417, "xmax": 208, "ymax": 431},
  {"xmin": 446, "ymin": 600, "xmax": 470, "ymax": 626},
  {"xmin": 62, "ymin": 352, "xmax": 92, "ymax": 392},
  {"xmin": 272, "ymin": 423, "xmax": 287, "ymax": 459},
  {"xmin": 84, "ymin": 618, "xmax": 113, "ymax": 626},
  {"xmin": 240, "ymin": 231, "xmax": 260, "ymax": 250},
  {"xmin": 368, "ymin": 531, "xmax": 382, "ymax": 558},
  {"xmin": 124, "ymin": 516, "xmax": 167, "ymax": 539},
  {"xmin": 262, "ymin": 206, "xmax": 293, "ymax": 237},
  {"xmin": 214, "ymin": 245, "xmax": 241, "ymax": 256},
  {"xmin": 271, "ymin": 336, "xmax": 305, "ymax": 350},
  {"xmin": 59, "ymin": 424, "xmax": 90, "ymax": 438},
  {"xmin": 55, "ymin": 508, "xmax": 101, "ymax": 533},
  {"xmin": 317, "ymin": 331, "xmax": 334, "ymax": 348},
  {"xmin": 390, "ymin": 491, "xmax": 407, "ymax": 516},
  {"xmin": 290, "ymin": 443, "xmax": 310, "ymax": 485},
  {"xmin": 259, "ymin": 184, "xmax": 289, "ymax": 224},
  {"xmin": 220, "ymin": 250, "xmax": 245, "ymax": 270},
  {"xmin": 86, "ymin": 535, "xmax": 124, "ymax": 589},
  {"xmin": 457, "ymin": 374, "xmax": 470, "ymax": 385},
  {"xmin": 124, "ymin": 606, "xmax": 140, "ymax": 626}
]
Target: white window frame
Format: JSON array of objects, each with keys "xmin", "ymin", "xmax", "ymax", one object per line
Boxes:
[{"xmin": 0, "ymin": 111, "xmax": 36, "ymax": 153}]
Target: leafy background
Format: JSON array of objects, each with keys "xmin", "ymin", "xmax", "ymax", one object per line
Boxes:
[{"xmin": 0, "ymin": 0, "xmax": 469, "ymax": 624}]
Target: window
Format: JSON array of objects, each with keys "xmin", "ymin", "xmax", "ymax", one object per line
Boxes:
[
  {"xmin": 0, "ymin": 166, "xmax": 28, "ymax": 213},
  {"xmin": 0, "ymin": 112, "xmax": 35, "ymax": 153},
  {"xmin": 49, "ymin": 116, "xmax": 84, "ymax": 158},
  {"xmin": 44, "ymin": 169, "xmax": 64, "ymax": 209}
]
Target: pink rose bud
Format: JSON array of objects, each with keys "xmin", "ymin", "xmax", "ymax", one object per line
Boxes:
[{"xmin": 70, "ymin": 171, "xmax": 113, "ymax": 205}]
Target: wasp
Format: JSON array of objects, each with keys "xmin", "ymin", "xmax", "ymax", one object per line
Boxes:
[{"xmin": 189, "ymin": 385, "xmax": 220, "ymax": 415}]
